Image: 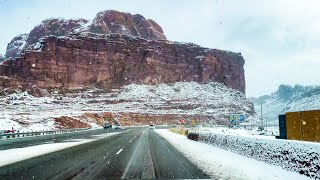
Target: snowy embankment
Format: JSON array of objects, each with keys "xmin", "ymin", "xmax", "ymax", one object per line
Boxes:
[
  {"xmin": 0, "ymin": 132, "xmax": 120, "ymax": 167},
  {"xmin": 203, "ymin": 126, "xmax": 279, "ymax": 139},
  {"xmin": 156, "ymin": 129, "xmax": 309, "ymax": 180},
  {"xmin": 187, "ymin": 130, "xmax": 320, "ymax": 179},
  {"xmin": 0, "ymin": 81, "xmax": 257, "ymax": 131}
]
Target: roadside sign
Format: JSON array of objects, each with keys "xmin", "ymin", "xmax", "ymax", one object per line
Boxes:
[
  {"xmin": 179, "ymin": 117, "xmax": 185, "ymax": 124},
  {"xmin": 192, "ymin": 120, "xmax": 196, "ymax": 126},
  {"xmin": 229, "ymin": 114, "xmax": 246, "ymax": 124},
  {"xmin": 240, "ymin": 115, "xmax": 246, "ymax": 122}
]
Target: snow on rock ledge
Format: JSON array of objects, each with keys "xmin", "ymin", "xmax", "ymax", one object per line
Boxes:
[
  {"xmin": 5, "ymin": 10, "xmax": 167, "ymax": 58},
  {"xmin": 118, "ymin": 82, "xmax": 255, "ymax": 121},
  {"xmin": 189, "ymin": 131, "xmax": 320, "ymax": 179},
  {"xmin": 0, "ymin": 82, "xmax": 256, "ymax": 131},
  {"xmin": 5, "ymin": 33, "xmax": 28, "ymax": 58}
]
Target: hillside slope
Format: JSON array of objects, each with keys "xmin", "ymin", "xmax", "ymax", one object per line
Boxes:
[
  {"xmin": 0, "ymin": 82, "xmax": 255, "ymax": 131},
  {"xmin": 249, "ymin": 84, "xmax": 320, "ymax": 124}
]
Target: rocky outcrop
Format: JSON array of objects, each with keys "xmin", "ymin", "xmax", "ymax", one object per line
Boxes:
[
  {"xmin": 89, "ymin": 10, "xmax": 166, "ymax": 40},
  {"xmin": 4, "ymin": 10, "xmax": 166, "ymax": 58},
  {"xmin": 5, "ymin": 34, "xmax": 28, "ymax": 58},
  {"xmin": 53, "ymin": 112, "xmax": 230, "ymax": 128},
  {"xmin": 26, "ymin": 18, "xmax": 90, "ymax": 47},
  {"xmin": 0, "ymin": 33, "xmax": 245, "ymax": 93},
  {"xmin": 27, "ymin": 85, "xmax": 48, "ymax": 97}
]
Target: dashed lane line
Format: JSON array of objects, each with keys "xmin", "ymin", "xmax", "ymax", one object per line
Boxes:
[{"xmin": 116, "ymin": 148, "xmax": 123, "ymax": 155}]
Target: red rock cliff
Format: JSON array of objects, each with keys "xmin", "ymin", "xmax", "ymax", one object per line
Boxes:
[
  {"xmin": 4, "ymin": 10, "xmax": 166, "ymax": 58},
  {"xmin": 89, "ymin": 10, "xmax": 166, "ymax": 40},
  {"xmin": 0, "ymin": 33, "xmax": 245, "ymax": 93}
]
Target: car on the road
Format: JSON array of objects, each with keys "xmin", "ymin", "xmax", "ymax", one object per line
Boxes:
[
  {"xmin": 149, "ymin": 124, "xmax": 155, "ymax": 129},
  {"xmin": 103, "ymin": 123, "xmax": 112, "ymax": 129},
  {"xmin": 3, "ymin": 128, "xmax": 16, "ymax": 133},
  {"xmin": 114, "ymin": 124, "xmax": 123, "ymax": 129}
]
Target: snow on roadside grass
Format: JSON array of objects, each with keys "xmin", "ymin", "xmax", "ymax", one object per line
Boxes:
[
  {"xmin": 0, "ymin": 132, "xmax": 120, "ymax": 167},
  {"xmin": 155, "ymin": 129, "xmax": 309, "ymax": 180},
  {"xmin": 203, "ymin": 127, "xmax": 277, "ymax": 139},
  {"xmin": 191, "ymin": 131, "xmax": 320, "ymax": 178}
]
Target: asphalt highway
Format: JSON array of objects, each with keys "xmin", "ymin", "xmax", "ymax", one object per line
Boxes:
[
  {"xmin": 0, "ymin": 128, "xmax": 123, "ymax": 150},
  {"xmin": 0, "ymin": 127, "xmax": 209, "ymax": 179}
]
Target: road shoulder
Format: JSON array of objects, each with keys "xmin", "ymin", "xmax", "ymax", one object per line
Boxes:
[{"xmin": 155, "ymin": 129, "xmax": 309, "ymax": 180}]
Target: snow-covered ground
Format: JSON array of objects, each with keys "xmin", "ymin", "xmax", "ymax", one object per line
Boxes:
[
  {"xmin": 0, "ymin": 132, "xmax": 120, "ymax": 167},
  {"xmin": 0, "ymin": 82, "xmax": 257, "ymax": 131},
  {"xmin": 188, "ymin": 129, "xmax": 320, "ymax": 179},
  {"xmin": 197, "ymin": 126, "xmax": 279, "ymax": 139},
  {"xmin": 156, "ymin": 129, "xmax": 310, "ymax": 180}
]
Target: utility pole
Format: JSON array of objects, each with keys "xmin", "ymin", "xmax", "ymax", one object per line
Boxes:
[
  {"xmin": 260, "ymin": 100, "xmax": 263, "ymax": 129},
  {"xmin": 265, "ymin": 117, "xmax": 268, "ymax": 133}
]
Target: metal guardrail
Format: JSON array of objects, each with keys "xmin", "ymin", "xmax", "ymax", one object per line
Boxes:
[{"xmin": 0, "ymin": 128, "xmax": 90, "ymax": 140}]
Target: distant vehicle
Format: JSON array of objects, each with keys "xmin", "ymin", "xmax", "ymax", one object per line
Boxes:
[
  {"xmin": 149, "ymin": 124, "xmax": 155, "ymax": 129},
  {"xmin": 114, "ymin": 124, "xmax": 123, "ymax": 129},
  {"xmin": 3, "ymin": 127, "xmax": 16, "ymax": 133},
  {"xmin": 103, "ymin": 123, "xmax": 112, "ymax": 129}
]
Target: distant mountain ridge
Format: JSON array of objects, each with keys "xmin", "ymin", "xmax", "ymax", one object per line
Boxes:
[{"xmin": 249, "ymin": 84, "xmax": 320, "ymax": 124}]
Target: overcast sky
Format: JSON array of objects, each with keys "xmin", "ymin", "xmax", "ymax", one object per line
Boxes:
[{"xmin": 0, "ymin": 0, "xmax": 319, "ymax": 97}]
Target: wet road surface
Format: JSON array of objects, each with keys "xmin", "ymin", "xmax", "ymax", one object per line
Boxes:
[
  {"xmin": 0, "ymin": 127, "xmax": 209, "ymax": 179},
  {"xmin": 0, "ymin": 128, "xmax": 124, "ymax": 150}
]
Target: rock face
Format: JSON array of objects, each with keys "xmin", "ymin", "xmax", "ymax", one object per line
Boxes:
[
  {"xmin": 0, "ymin": 33, "xmax": 245, "ymax": 93},
  {"xmin": 0, "ymin": 54, "xmax": 4, "ymax": 62},
  {"xmin": 5, "ymin": 34, "xmax": 28, "ymax": 58},
  {"xmin": 4, "ymin": 10, "xmax": 166, "ymax": 58},
  {"xmin": 89, "ymin": 10, "xmax": 166, "ymax": 40},
  {"xmin": 26, "ymin": 18, "xmax": 90, "ymax": 47}
]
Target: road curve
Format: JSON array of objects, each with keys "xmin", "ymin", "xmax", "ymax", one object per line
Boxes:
[{"xmin": 0, "ymin": 127, "xmax": 209, "ymax": 179}]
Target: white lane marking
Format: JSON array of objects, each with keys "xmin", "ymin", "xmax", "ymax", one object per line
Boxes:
[{"xmin": 116, "ymin": 148, "xmax": 123, "ymax": 155}]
